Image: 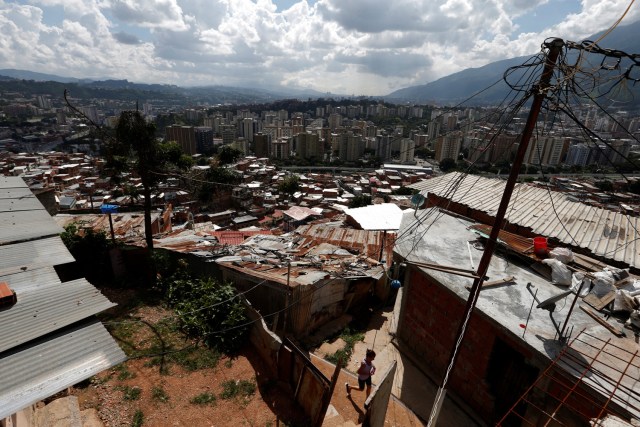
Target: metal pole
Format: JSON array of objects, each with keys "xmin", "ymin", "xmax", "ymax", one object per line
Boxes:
[{"xmin": 427, "ymin": 38, "xmax": 564, "ymax": 427}]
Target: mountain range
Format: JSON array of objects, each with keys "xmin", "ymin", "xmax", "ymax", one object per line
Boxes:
[
  {"xmin": 386, "ymin": 19, "xmax": 640, "ymax": 106},
  {"xmin": 2, "ymin": 19, "xmax": 640, "ymax": 107}
]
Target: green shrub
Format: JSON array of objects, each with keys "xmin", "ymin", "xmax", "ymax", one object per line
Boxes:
[
  {"xmin": 190, "ymin": 392, "xmax": 217, "ymax": 406},
  {"xmin": 325, "ymin": 327, "xmax": 364, "ymax": 365},
  {"xmin": 151, "ymin": 386, "xmax": 169, "ymax": 403},
  {"xmin": 167, "ymin": 277, "xmax": 249, "ymax": 353},
  {"xmin": 220, "ymin": 379, "xmax": 256, "ymax": 400},
  {"xmin": 116, "ymin": 385, "xmax": 141, "ymax": 401},
  {"xmin": 131, "ymin": 409, "xmax": 143, "ymax": 427}
]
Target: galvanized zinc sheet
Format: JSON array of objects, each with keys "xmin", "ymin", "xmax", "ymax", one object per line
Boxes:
[
  {"xmin": 409, "ymin": 172, "xmax": 640, "ymax": 267},
  {"xmin": 0, "ymin": 265, "xmax": 61, "ymax": 292},
  {"xmin": 0, "ymin": 237, "xmax": 75, "ymax": 275},
  {"xmin": 0, "ymin": 278, "xmax": 116, "ymax": 352},
  {"xmin": 0, "ymin": 319, "xmax": 127, "ymax": 419},
  {"xmin": 0, "ymin": 177, "xmax": 63, "ymax": 244},
  {"xmin": 0, "ymin": 210, "xmax": 63, "ymax": 245}
]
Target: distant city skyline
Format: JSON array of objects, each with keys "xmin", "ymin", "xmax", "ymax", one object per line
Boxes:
[{"xmin": 1, "ymin": 0, "xmax": 638, "ymax": 96}]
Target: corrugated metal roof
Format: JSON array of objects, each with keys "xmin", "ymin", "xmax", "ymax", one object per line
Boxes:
[
  {"xmin": 54, "ymin": 212, "xmax": 156, "ymax": 242},
  {"xmin": 0, "ymin": 278, "xmax": 116, "ymax": 352},
  {"xmin": 0, "ymin": 237, "xmax": 75, "ymax": 276},
  {"xmin": 210, "ymin": 230, "xmax": 273, "ymax": 246},
  {"xmin": 294, "ymin": 224, "xmax": 395, "ymax": 265},
  {"xmin": 0, "ymin": 210, "xmax": 63, "ymax": 245},
  {"xmin": 409, "ymin": 172, "xmax": 640, "ymax": 268},
  {"xmin": 0, "ymin": 265, "xmax": 62, "ymax": 292},
  {"xmin": 0, "ymin": 176, "xmax": 125, "ymax": 417},
  {"xmin": 0, "ymin": 319, "xmax": 127, "ymax": 419},
  {"xmin": 0, "ymin": 178, "xmax": 63, "ymax": 245}
]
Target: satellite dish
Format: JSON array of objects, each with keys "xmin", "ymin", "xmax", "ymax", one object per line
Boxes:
[
  {"xmin": 537, "ymin": 290, "xmax": 573, "ymax": 311},
  {"xmin": 411, "ymin": 193, "xmax": 425, "ymax": 209}
]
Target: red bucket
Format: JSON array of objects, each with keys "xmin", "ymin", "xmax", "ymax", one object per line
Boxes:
[{"xmin": 533, "ymin": 237, "xmax": 547, "ymax": 257}]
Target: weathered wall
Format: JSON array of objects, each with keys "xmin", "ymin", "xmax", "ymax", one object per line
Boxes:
[
  {"xmin": 364, "ymin": 361, "xmax": 397, "ymax": 427},
  {"xmin": 245, "ymin": 299, "xmax": 281, "ymax": 377},
  {"xmin": 279, "ymin": 339, "xmax": 332, "ymax": 426}
]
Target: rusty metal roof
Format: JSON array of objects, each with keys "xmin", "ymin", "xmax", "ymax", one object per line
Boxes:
[
  {"xmin": 54, "ymin": 212, "xmax": 159, "ymax": 242},
  {"xmin": 210, "ymin": 230, "xmax": 273, "ymax": 246},
  {"xmin": 294, "ymin": 224, "xmax": 395, "ymax": 266},
  {"xmin": 409, "ymin": 172, "xmax": 640, "ymax": 268}
]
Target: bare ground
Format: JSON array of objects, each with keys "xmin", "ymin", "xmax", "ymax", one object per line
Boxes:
[{"xmin": 72, "ymin": 287, "xmax": 308, "ymax": 427}]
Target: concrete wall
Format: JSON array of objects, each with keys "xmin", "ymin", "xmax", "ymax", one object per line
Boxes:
[{"xmin": 364, "ymin": 361, "xmax": 397, "ymax": 427}]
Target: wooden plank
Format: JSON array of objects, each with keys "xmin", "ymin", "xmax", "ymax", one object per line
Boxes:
[
  {"xmin": 466, "ymin": 276, "xmax": 516, "ymax": 291},
  {"xmin": 579, "ymin": 305, "xmax": 625, "ymax": 337},
  {"xmin": 582, "ymin": 291, "xmax": 616, "ymax": 311}
]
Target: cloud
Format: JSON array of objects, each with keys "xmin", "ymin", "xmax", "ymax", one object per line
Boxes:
[
  {"xmin": 2, "ymin": 0, "xmax": 640, "ymax": 95},
  {"xmin": 113, "ymin": 31, "xmax": 142, "ymax": 45},
  {"xmin": 108, "ymin": 0, "xmax": 189, "ymax": 30}
]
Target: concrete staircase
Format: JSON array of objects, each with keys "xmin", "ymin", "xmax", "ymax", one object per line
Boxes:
[{"xmin": 32, "ymin": 396, "xmax": 103, "ymax": 427}]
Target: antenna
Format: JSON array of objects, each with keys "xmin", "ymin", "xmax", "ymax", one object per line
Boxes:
[
  {"xmin": 527, "ymin": 283, "xmax": 574, "ymax": 340},
  {"xmin": 537, "ymin": 290, "xmax": 573, "ymax": 311},
  {"xmin": 411, "ymin": 193, "xmax": 425, "ymax": 216}
]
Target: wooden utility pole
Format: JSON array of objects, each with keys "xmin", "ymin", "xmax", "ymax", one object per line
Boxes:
[{"xmin": 427, "ymin": 38, "xmax": 565, "ymax": 426}]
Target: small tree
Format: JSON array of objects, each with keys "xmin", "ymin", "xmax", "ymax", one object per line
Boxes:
[
  {"xmin": 439, "ymin": 157, "xmax": 457, "ymax": 172},
  {"xmin": 217, "ymin": 146, "xmax": 242, "ymax": 165},
  {"xmin": 167, "ymin": 274, "xmax": 249, "ymax": 353},
  {"xmin": 278, "ymin": 175, "xmax": 300, "ymax": 196},
  {"xmin": 109, "ymin": 110, "xmax": 193, "ymax": 250},
  {"xmin": 349, "ymin": 195, "xmax": 372, "ymax": 208}
]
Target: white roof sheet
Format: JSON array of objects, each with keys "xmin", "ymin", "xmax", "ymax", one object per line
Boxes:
[
  {"xmin": 345, "ymin": 203, "xmax": 404, "ymax": 230},
  {"xmin": 409, "ymin": 172, "xmax": 640, "ymax": 268}
]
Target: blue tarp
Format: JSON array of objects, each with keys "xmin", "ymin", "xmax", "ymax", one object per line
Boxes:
[{"xmin": 100, "ymin": 204, "xmax": 119, "ymax": 214}]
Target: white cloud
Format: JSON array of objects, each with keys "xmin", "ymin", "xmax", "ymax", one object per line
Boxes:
[{"xmin": 1, "ymin": 0, "xmax": 639, "ymax": 95}]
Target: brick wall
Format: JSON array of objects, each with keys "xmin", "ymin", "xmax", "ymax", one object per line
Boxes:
[{"xmin": 398, "ymin": 266, "xmax": 539, "ymax": 423}]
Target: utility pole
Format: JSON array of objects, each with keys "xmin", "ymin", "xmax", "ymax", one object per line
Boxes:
[{"xmin": 427, "ymin": 38, "xmax": 564, "ymax": 426}]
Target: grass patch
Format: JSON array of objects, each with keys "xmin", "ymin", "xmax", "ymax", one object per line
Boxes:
[
  {"xmin": 325, "ymin": 327, "xmax": 365, "ymax": 365},
  {"xmin": 144, "ymin": 345, "xmax": 220, "ymax": 373},
  {"xmin": 131, "ymin": 409, "xmax": 144, "ymax": 427},
  {"xmin": 151, "ymin": 386, "xmax": 169, "ymax": 403},
  {"xmin": 115, "ymin": 364, "xmax": 136, "ymax": 381},
  {"xmin": 220, "ymin": 379, "xmax": 256, "ymax": 400},
  {"xmin": 107, "ymin": 320, "xmax": 142, "ymax": 341},
  {"xmin": 190, "ymin": 392, "xmax": 217, "ymax": 406},
  {"xmin": 116, "ymin": 385, "xmax": 142, "ymax": 401}
]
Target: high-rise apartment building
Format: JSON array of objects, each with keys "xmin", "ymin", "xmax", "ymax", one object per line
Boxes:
[
  {"xmin": 565, "ymin": 143, "xmax": 592, "ymax": 166},
  {"xmin": 271, "ymin": 137, "xmax": 291, "ymax": 160},
  {"xmin": 253, "ymin": 132, "xmax": 271, "ymax": 158},
  {"xmin": 295, "ymin": 132, "xmax": 323, "ymax": 161},
  {"xmin": 376, "ymin": 133, "xmax": 392, "ymax": 161},
  {"xmin": 339, "ymin": 132, "xmax": 364, "ymax": 162},
  {"xmin": 221, "ymin": 125, "xmax": 236, "ymax": 146},
  {"xmin": 166, "ymin": 125, "xmax": 197, "ymax": 155},
  {"xmin": 328, "ymin": 113, "xmax": 342, "ymax": 130},
  {"xmin": 435, "ymin": 133, "xmax": 462, "ymax": 162},
  {"xmin": 195, "ymin": 127, "xmax": 214, "ymax": 155},
  {"xmin": 241, "ymin": 117, "xmax": 254, "ymax": 142},
  {"xmin": 399, "ymin": 138, "xmax": 415, "ymax": 164}
]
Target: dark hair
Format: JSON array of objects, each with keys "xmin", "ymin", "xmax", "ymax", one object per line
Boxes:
[{"xmin": 366, "ymin": 349, "xmax": 376, "ymax": 359}]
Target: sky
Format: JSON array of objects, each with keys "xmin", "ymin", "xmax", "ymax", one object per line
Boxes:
[{"xmin": 1, "ymin": 0, "xmax": 639, "ymax": 96}]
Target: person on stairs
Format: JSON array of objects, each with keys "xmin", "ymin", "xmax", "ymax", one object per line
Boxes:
[{"xmin": 346, "ymin": 349, "xmax": 376, "ymax": 398}]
